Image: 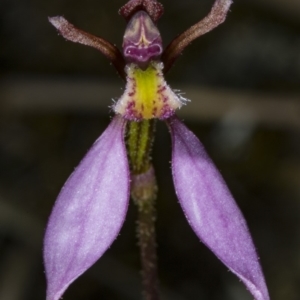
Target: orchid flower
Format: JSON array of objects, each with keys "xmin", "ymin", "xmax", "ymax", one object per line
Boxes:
[{"xmin": 44, "ymin": 1, "xmax": 270, "ymax": 300}]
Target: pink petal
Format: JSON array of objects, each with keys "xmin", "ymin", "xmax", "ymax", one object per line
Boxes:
[
  {"xmin": 44, "ymin": 115, "xmax": 129, "ymax": 300},
  {"xmin": 167, "ymin": 116, "xmax": 269, "ymax": 300}
]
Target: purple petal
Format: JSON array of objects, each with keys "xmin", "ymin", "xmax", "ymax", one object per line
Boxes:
[
  {"xmin": 167, "ymin": 116, "xmax": 269, "ymax": 300},
  {"xmin": 44, "ymin": 115, "xmax": 129, "ymax": 300}
]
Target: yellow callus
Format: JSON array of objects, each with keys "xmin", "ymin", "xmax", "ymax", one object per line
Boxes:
[{"xmin": 114, "ymin": 62, "xmax": 184, "ymax": 120}]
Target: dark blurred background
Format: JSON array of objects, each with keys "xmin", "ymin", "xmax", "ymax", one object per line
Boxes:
[{"xmin": 0, "ymin": 0, "xmax": 300, "ymax": 299}]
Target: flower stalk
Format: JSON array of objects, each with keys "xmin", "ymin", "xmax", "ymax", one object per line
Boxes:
[
  {"xmin": 127, "ymin": 120, "xmax": 159, "ymax": 299},
  {"xmin": 131, "ymin": 166, "xmax": 159, "ymax": 300}
]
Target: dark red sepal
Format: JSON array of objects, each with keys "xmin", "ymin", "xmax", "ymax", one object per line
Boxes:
[{"xmin": 119, "ymin": 0, "xmax": 164, "ymax": 22}]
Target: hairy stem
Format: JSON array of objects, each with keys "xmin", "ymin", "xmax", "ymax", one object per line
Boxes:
[
  {"xmin": 126, "ymin": 120, "xmax": 160, "ymax": 300},
  {"xmin": 131, "ymin": 167, "xmax": 159, "ymax": 300}
]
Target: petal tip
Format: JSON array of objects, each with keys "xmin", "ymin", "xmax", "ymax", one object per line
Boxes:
[{"xmin": 48, "ymin": 16, "xmax": 66, "ymax": 30}]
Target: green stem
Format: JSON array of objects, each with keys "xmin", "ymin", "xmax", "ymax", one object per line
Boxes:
[{"xmin": 126, "ymin": 120, "xmax": 160, "ymax": 300}]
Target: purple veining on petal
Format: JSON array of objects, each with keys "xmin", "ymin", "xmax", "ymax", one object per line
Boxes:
[
  {"xmin": 167, "ymin": 116, "xmax": 270, "ymax": 300},
  {"xmin": 44, "ymin": 115, "xmax": 129, "ymax": 300},
  {"xmin": 123, "ymin": 11, "xmax": 163, "ymax": 66}
]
